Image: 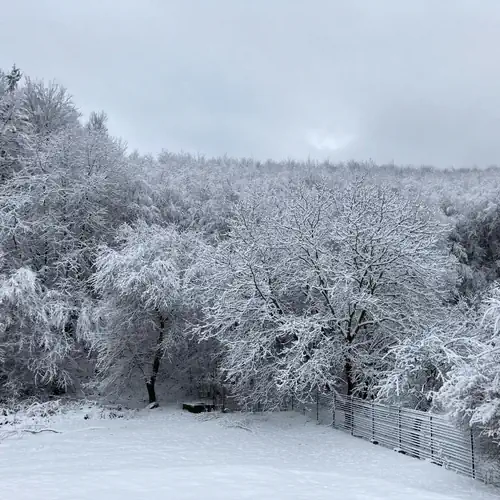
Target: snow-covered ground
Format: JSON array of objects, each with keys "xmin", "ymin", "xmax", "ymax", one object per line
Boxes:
[{"xmin": 0, "ymin": 406, "xmax": 498, "ymax": 500}]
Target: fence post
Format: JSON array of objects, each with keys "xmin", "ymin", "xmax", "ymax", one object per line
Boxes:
[
  {"xmin": 430, "ymin": 414, "xmax": 434, "ymax": 460},
  {"xmin": 398, "ymin": 407, "xmax": 402, "ymax": 450},
  {"xmin": 371, "ymin": 400, "xmax": 375, "ymax": 442},
  {"xmin": 470, "ymin": 429, "xmax": 476, "ymax": 479},
  {"xmin": 316, "ymin": 387, "xmax": 319, "ymax": 422},
  {"xmin": 350, "ymin": 395, "xmax": 354, "ymax": 436},
  {"xmin": 332, "ymin": 392, "xmax": 336, "ymax": 428}
]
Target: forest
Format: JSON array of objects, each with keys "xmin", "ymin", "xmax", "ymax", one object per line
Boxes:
[{"xmin": 1, "ymin": 65, "xmax": 499, "ymax": 447}]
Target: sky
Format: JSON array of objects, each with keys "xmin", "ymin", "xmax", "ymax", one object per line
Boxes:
[{"xmin": 1, "ymin": 0, "xmax": 500, "ymax": 167}]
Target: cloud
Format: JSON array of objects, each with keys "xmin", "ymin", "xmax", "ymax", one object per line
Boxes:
[{"xmin": 1, "ymin": 0, "xmax": 500, "ymax": 166}]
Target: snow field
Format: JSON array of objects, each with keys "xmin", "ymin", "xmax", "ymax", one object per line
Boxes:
[{"xmin": 0, "ymin": 406, "xmax": 498, "ymax": 500}]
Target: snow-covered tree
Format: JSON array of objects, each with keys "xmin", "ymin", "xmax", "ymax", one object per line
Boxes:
[
  {"xmin": 0, "ymin": 267, "xmax": 77, "ymax": 399},
  {"xmin": 377, "ymin": 300, "xmax": 483, "ymax": 410},
  {"xmin": 22, "ymin": 78, "xmax": 80, "ymax": 137},
  {"xmin": 0, "ymin": 66, "xmax": 32, "ymax": 184},
  {"xmin": 450, "ymin": 199, "xmax": 500, "ymax": 300},
  {"xmin": 0, "ymin": 72, "xmax": 141, "ymax": 399},
  {"xmin": 85, "ymin": 110, "xmax": 108, "ymax": 133},
  {"xmin": 0, "ymin": 126, "xmax": 120, "ymax": 287},
  {"xmin": 436, "ymin": 286, "xmax": 500, "ymax": 440},
  {"xmin": 5, "ymin": 65, "xmax": 21, "ymax": 92},
  {"xmin": 197, "ymin": 179, "xmax": 455, "ymax": 406},
  {"xmin": 89, "ymin": 222, "xmax": 210, "ymax": 404}
]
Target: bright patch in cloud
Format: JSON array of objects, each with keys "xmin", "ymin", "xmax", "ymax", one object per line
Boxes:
[{"xmin": 306, "ymin": 129, "xmax": 355, "ymax": 151}]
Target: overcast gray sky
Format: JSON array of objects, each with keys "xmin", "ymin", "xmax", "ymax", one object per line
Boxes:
[{"xmin": 1, "ymin": 0, "xmax": 499, "ymax": 166}]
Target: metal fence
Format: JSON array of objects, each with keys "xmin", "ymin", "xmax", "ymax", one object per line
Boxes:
[
  {"xmin": 333, "ymin": 394, "xmax": 476, "ymax": 477},
  {"xmin": 291, "ymin": 392, "xmax": 499, "ymax": 486}
]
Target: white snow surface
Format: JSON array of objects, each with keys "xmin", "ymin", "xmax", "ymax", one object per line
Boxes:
[{"xmin": 0, "ymin": 406, "xmax": 498, "ymax": 500}]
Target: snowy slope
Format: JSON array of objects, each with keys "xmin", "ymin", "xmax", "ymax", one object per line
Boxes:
[{"xmin": 0, "ymin": 407, "xmax": 498, "ymax": 500}]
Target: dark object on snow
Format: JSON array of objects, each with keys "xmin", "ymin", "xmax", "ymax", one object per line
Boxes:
[{"xmin": 182, "ymin": 402, "xmax": 215, "ymax": 414}]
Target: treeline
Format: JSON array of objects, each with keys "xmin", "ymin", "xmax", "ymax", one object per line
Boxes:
[{"xmin": 0, "ymin": 66, "xmax": 499, "ymax": 443}]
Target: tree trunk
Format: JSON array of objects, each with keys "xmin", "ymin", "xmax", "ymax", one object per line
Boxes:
[
  {"xmin": 146, "ymin": 313, "xmax": 165, "ymax": 405},
  {"xmin": 344, "ymin": 328, "xmax": 355, "ymax": 397},
  {"xmin": 345, "ymin": 358, "xmax": 354, "ymax": 396},
  {"xmin": 344, "ymin": 358, "xmax": 355, "ymax": 431},
  {"xmin": 146, "ymin": 378, "xmax": 157, "ymax": 404}
]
